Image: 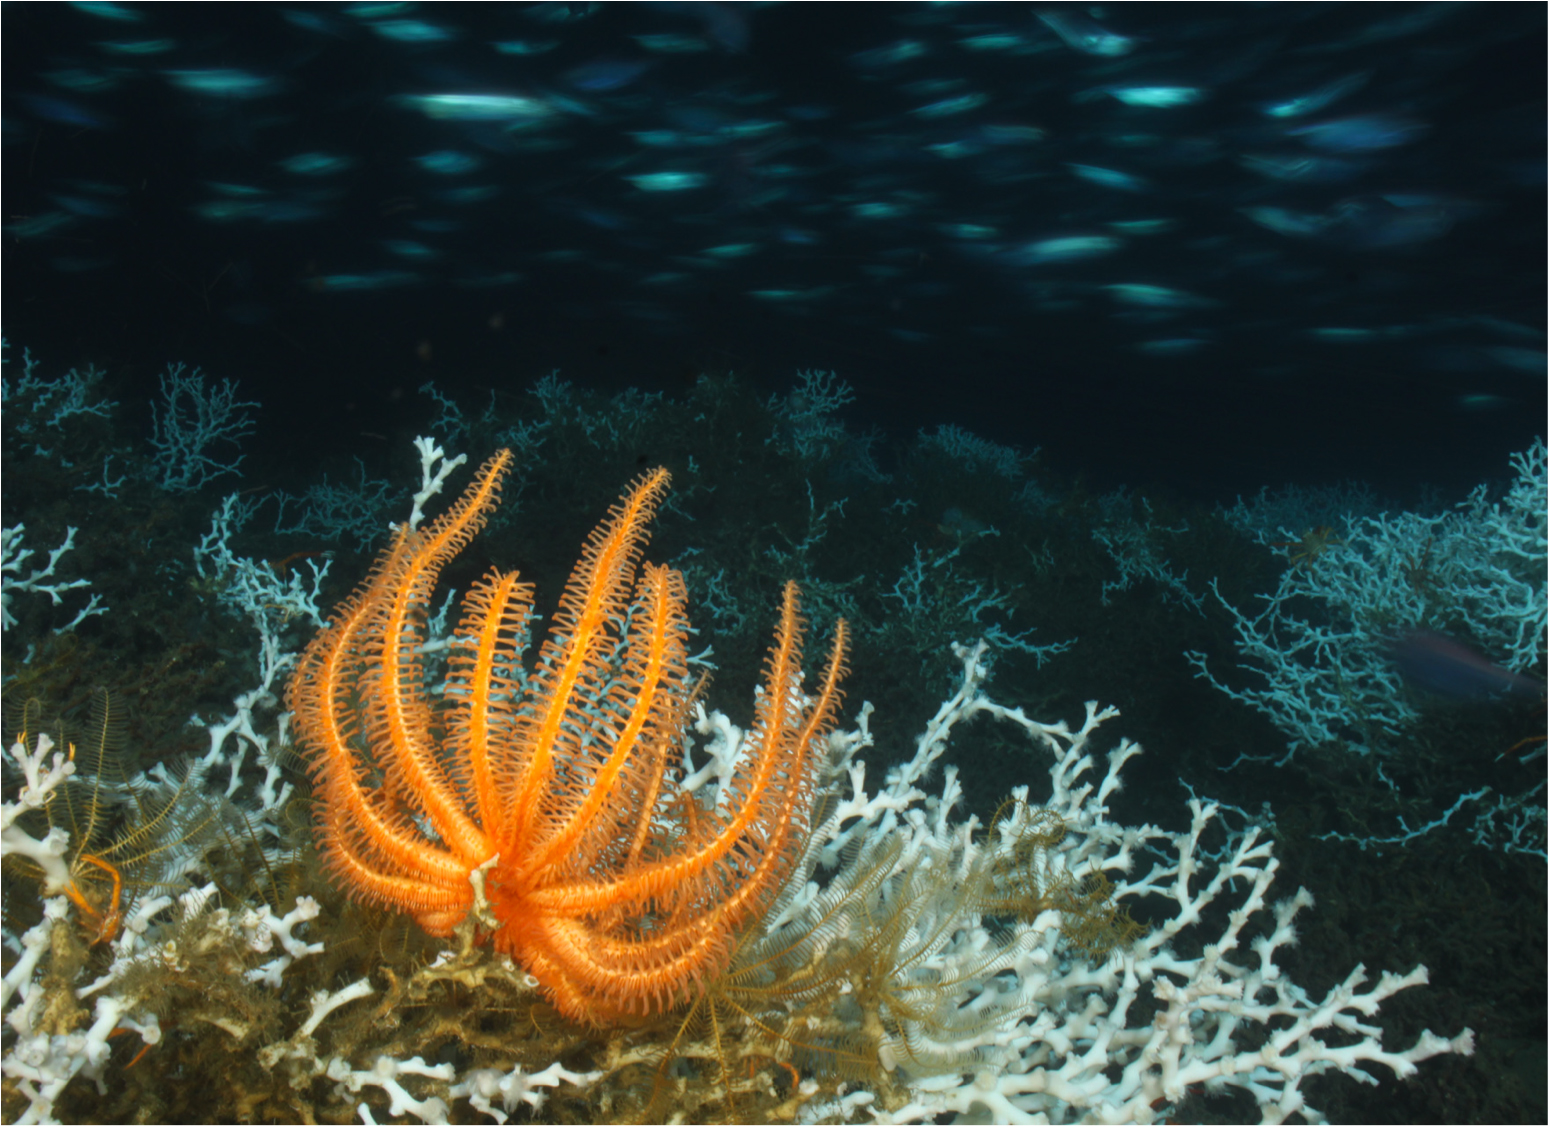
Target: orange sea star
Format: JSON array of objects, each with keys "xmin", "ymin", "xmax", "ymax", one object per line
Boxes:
[{"xmin": 288, "ymin": 450, "xmax": 847, "ymax": 1023}]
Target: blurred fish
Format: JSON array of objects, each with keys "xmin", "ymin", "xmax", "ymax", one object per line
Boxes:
[
  {"xmin": 395, "ymin": 93, "xmax": 556, "ymax": 122},
  {"xmin": 95, "ymin": 39, "xmax": 174, "ymax": 57},
  {"xmin": 849, "ymin": 39, "xmax": 927, "ymax": 70},
  {"xmin": 1239, "ymin": 152, "xmax": 1365, "ymax": 183},
  {"xmin": 1037, "ymin": 11, "xmax": 1136, "ymax": 57},
  {"xmin": 1090, "ymin": 86, "xmax": 1205, "ymax": 109},
  {"xmin": 1455, "ymin": 394, "xmax": 1516, "ymax": 412},
  {"xmin": 649, "ymin": 2, "xmax": 750, "ymax": 53},
  {"xmin": 1241, "ymin": 195, "xmax": 1458, "ymax": 247},
  {"xmin": 1261, "ymin": 71, "xmax": 1371, "ymax": 118},
  {"xmin": 911, "ymin": 92, "xmax": 987, "ymax": 119},
  {"xmin": 493, "ymin": 38, "xmax": 560, "ymax": 55},
  {"xmin": 634, "ymin": 33, "xmax": 710, "ymax": 54},
  {"xmin": 279, "ymin": 152, "xmax": 352, "ymax": 176},
  {"xmin": 2, "ymin": 0, "xmax": 1541, "ymax": 424},
  {"xmin": 164, "ymin": 69, "xmax": 281, "ymax": 99},
  {"xmin": 1068, "ymin": 164, "xmax": 1149, "ymax": 192},
  {"xmin": 1015, "ymin": 235, "xmax": 1122, "ymax": 265},
  {"xmin": 1387, "ymin": 630, "xmax": 1544, "ymax": 701},
  {"xmin": 70, "ymin": 2, "xmax": 142, "ymax": 22},
  {"xmin": 365, "ymin": 18, "xmax": 455, "ymax": 44},
  {"xmin": 1481, "ymin": 347, "xmax": 1546, "ymax": 376},
  {"xmin": 309, "ymin": 270, "xmax": 419, "ymax": 292},
  {"xmin": 1104, "ymin": 284, "xmax": 1215, "ymax": 310},
  {"xmin": 414, "ymin": 150, "xmax": 481, "ymax": 175},
  {"xmin": 20, "ymin": 93, "xmax": 109, "ymax": 129},
  {"xmin": 1324, "ymin": 194, "xmax": 1458, "ymax": 248},
  {"xmin": 565, "ymin": 57, "xmax": 654, "ymax": 92},
  {"xmin": 1135, "ymin": 337, "xmax": 1212, "ymax": 355},
  {"xmin": 1286, "ymin": 113, "xmax": 1427, "ymax": 152},
  {"xmin": 626, "ymin": 171, "xmax": 706, "ymax": 192}
]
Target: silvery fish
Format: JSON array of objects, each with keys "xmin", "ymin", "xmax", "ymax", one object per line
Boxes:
[{"xmin": 1386, "ymin": 629, "xmax": 1544, "ymax": 701}]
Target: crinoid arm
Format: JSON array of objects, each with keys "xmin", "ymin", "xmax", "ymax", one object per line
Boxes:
[{"xmin": 289, "ymin": 450, "xmax": 515, "ymax": 931}]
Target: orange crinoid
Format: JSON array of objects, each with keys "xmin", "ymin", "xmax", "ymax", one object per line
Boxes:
[{"xmin": 288, "ymin": 450, "xmax": 848, "ymax": 1024}]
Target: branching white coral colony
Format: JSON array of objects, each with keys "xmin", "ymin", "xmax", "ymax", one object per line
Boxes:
[
  {"xmin": 3, "ymin": 636, "xmax": 1471, "ymax": 1124},
  {"xmin": 1, "ymin": 373, "xmax": 1481, "ymax": 1121}
]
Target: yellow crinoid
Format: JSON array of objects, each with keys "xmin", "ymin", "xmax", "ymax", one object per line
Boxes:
[{"xmin": 288, "ymin": 450, "xmax": 848, "ymax": 1024}]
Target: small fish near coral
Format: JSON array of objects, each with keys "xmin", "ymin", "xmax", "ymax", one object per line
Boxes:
[{"xmin": 1385, "ymin": 627, "xmax": 1545, "ymax": 701}]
